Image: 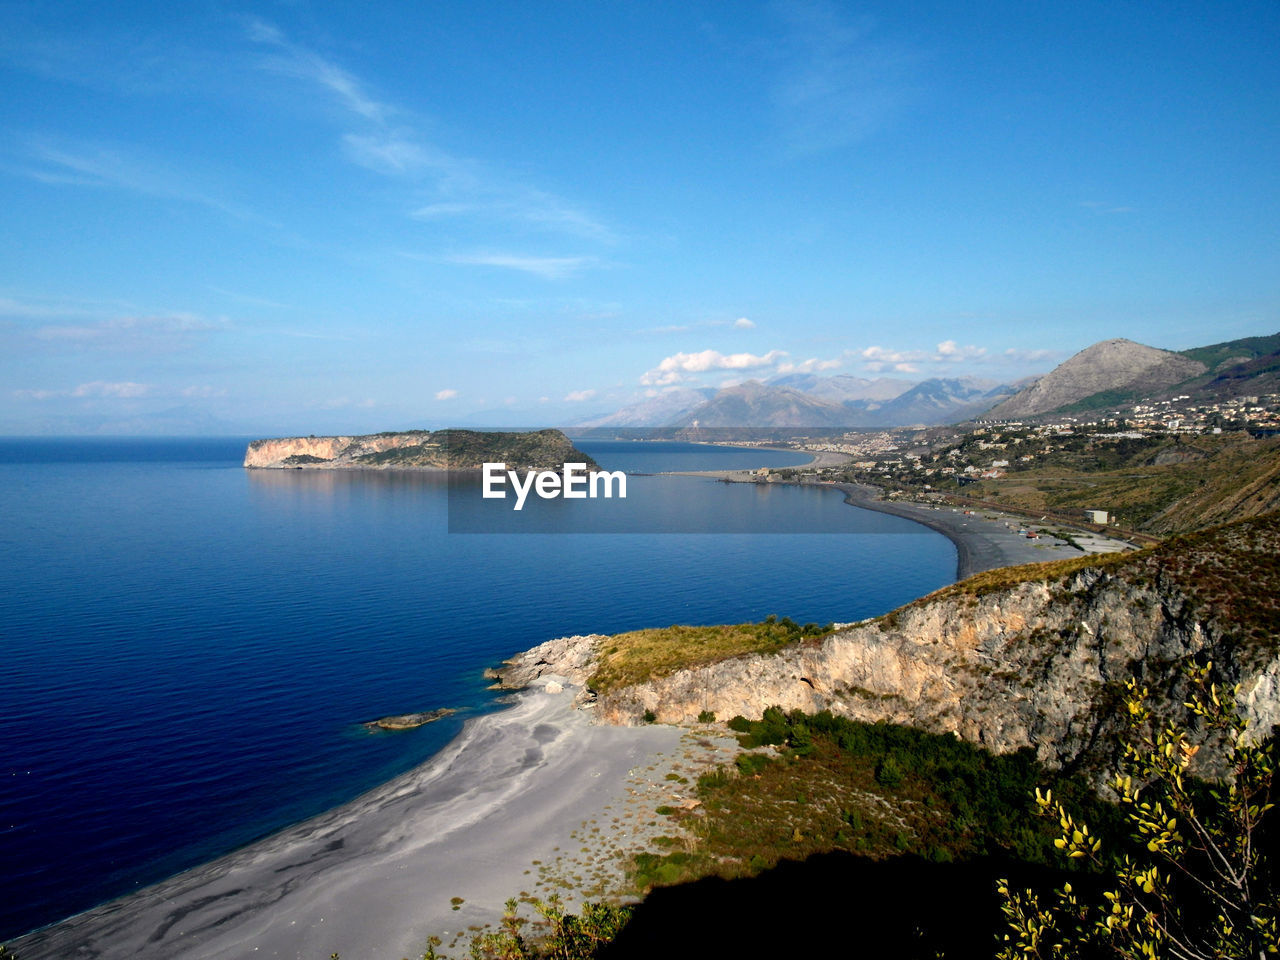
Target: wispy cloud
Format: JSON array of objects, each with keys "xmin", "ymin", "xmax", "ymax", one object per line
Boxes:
[
  {"xmin": 435, "ymin": 388, "xmax": 459, "ymax": 400},
  {"xmin": 733, "ymin": 317, "xmax": 756, "ymax": 329},
  {"xmin": 767, "ymin": 0, "xmax": 920, "ymax": 156},
  {"xmin": 11, "ymin": 134, "xmax": 263, "ymax": 222},
  {"xmin": 342, "ymin": 132, "xmax": 461, "ymax": 178},
  {"xmin": 1003, "ymin": 347, "xmax": 1062, "ymax": 364},
  {"xmin": 16, "ymin": 380, "xmax": 150, "ymax": 400},
  {"xmin": 27, "ymin": 313, "xmax": 221, "ymax": 352},
  {"xmin": 641, "ymin": 348, "xmax": 788, "ymax": 386},
  {"xmin": 411, "ymin": 188, "xmax": 614, "ymax": 242},
  {"xmin": 446, "ymin": 253, "xmax": 598, "ymax": 280},
  {"xmin": 563, "ymin": 388, "xmax": 597, "ymax": 402},
  {"xmin": 247, "ymin": 17, "xmax": 389, "ymax": 123},
  {"xmin": 245, "ymin": 20, "xmax": 612, "ymax": 245},
  {"xmin": 0, "ymin": 293, "xmax": 133, "ymax": 321}
]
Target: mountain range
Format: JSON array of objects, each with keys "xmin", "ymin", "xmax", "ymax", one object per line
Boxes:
[
  {"xmin": 574, "ymin": 332, "xmax": 1280, "ymax": 429},
  {"xmin": 576, "ymin": 375, "xmax": 1025, "ymax": 429}
]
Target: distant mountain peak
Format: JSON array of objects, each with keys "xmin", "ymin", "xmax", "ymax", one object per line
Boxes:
[{"xmin": 983, "ymin": 338, "xmax": 1207, "ymax": 419}]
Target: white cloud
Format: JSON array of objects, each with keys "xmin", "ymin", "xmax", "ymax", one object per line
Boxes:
[
  {"xmin": 776, "ymin": 355, "xmax": 844, "ymax": 374},
  {"xmin": 733, "ymin": 317, "xmax": 755, "ymax": 329},
  {"xmin": 860, "ymin": 345, "xmax": 925, "ymax": 373},
  {"xmin": 933, "ymin": 340, "xmax": 987, "ymax": 362},
  {"xmin": 435, "ymin": 388, "xmax": 458, "ymax": 400},
  {"xmin": 446, "ymin": 253, "xmax": 596, "ymax": 280},
  {"xmin": 563, "ymin": 389, "xmax": 597, "ymax": 402},
  {"xmin": 641, "ymin": 348, "xmax": 787, "ymax": 386}
]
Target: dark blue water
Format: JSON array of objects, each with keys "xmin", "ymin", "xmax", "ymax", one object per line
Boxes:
[{"xmin": 0, "ymin": 437, "xmax": 953, "ymax": 940}]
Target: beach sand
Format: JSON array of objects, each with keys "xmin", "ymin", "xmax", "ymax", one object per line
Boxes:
[
  {"xmin": 12, "ymin": 679, "xmax": 737, "ymax": 960},
  {"xmin": 830, "ymin": 482, "xmax": 1136, "ymax": 579},
  {"xmin": 661, "ymin": 469, "xmax": 1135, "ymax": 579}
]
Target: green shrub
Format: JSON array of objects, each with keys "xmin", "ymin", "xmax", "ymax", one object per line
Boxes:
[
  {"xmin": 875, "ymin": 755, "xmax": 904, "ymax": 788},
  {"xmin": 735, "ymin": 752, "xmax": 772, "ymax": 776}
]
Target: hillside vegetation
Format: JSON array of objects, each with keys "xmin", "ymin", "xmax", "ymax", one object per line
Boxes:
[
  {"xmin": 922, "ymin": 511, "xmax": 1280, "ymax": 653},
  {"xmin": 955, "ymin": 432, "xmax": 1280, "ymax": 534}
]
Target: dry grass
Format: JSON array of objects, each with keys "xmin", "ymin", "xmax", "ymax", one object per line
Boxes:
[{"xmin": 589, "ymin": 621, "xmax": 830, "ymax": 694}]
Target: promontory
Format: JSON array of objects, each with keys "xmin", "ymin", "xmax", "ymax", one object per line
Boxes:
[{"xmin": 243, "ymin": 428, "xmax": 599, "ymax": 471}]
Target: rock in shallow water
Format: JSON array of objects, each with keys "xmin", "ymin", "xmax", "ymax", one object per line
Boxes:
[{"xmin": 364, "ymin": 707, "xmax": 456, "ymax": 731}]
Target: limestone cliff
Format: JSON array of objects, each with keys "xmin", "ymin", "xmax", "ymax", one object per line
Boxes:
[
  {"xmin": 498, "ymin": 514, "xmax": 1280, "ymax": 774},
  {"xmin": 244, "ymin": 428, "xmax": 598, "ymax": 471}
]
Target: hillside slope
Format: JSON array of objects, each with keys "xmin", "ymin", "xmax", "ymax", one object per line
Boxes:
[
  {"xmin": 984, "ymin": 338, "xmax": 1206, "ymax": 419},
  {"xmin": 957, "ymin": 433, "xmax": 1280, "ymax": 534}
]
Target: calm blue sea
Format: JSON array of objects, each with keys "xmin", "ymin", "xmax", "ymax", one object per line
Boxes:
[{"xmin": 0, "ymin": 437, "xmax": 954, "ymax": 940}]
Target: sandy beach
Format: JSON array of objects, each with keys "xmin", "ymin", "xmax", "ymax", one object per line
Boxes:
[
  {"xmin": 660, "ymin": 468, "xmax": 1135, "ymax": 579},
  {"xmin": 828, "ymin": 482, "xmax": 1136, "ymax": 579},
  {"xmin": 12, "ymin": 678, "xmax": 736, "ymax": 960}
]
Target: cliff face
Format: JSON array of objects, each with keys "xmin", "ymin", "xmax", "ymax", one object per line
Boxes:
[
  {"xmin": 498, "ymin": 516, "xmax": 1280, "ymax": 774},
  {"xmin": 244, "ymin": 432, "xmax": 433, "ymax": 468},
  {"xmin": 244, "ymin": 429, "xmax": 598, "ymax": 471}
]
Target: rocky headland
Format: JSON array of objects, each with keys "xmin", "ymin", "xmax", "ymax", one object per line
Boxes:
[
  {"xmin": 494, "ymin": 514, "xmax": 1280, "ymax": 776},
  {"xmin": 243, "ymin": 428, "xmax": 598, "ymax": 471}
]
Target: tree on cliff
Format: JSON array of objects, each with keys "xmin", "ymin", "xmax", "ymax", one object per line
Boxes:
[{"xmin": 997, "ymin": 664, "xmax": 1278, "ymax": 959}]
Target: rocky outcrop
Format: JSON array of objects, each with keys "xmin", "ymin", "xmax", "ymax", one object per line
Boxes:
[
  {"xmin": 245, "ymin": 432, "xmax": 435, "ymax": 468},
  {"xmin": 243, "ymin": 429, "xmax": 598, "ymax": 471},
  {"xmin": 488, "ymin": 634, "xmax": 604, "ymax": 694},
  {"xmin": 497, "ymin": 516, "xmax": 1280, "ymax": 776},
  {"xmin": 363, "ymin": 708, "xmax": 456, "ymax": 731},
  {"xmin": 590, "ymin": 570, "xmax": 1279, "ymax": 768}
]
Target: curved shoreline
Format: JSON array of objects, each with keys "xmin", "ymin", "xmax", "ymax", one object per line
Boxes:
[
  {"xmin": 823, "ymin": 481, "xmax": 1135, "ymax": 580},
  {"xmin": 658, "ymin": 468, "xmax": 1134, "ymax": 581},
  {"xmin": 11, "ymin": 681, "xmax": 731, "ymax": 960}
]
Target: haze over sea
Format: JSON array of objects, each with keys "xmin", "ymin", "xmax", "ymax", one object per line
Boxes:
[{"xmin": 0, "ymin": 437, "xmax": 953, "ymax": 940}]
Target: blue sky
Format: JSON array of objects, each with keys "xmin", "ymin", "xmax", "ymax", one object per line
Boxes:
[{"xmin": 1, "ymin": 1, "xmax": 1277, "ymax": 434}]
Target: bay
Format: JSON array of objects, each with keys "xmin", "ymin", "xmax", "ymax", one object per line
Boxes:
[{"xmin": 0, "ymin": 437, "xmax": 954, "ymax": 940}]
